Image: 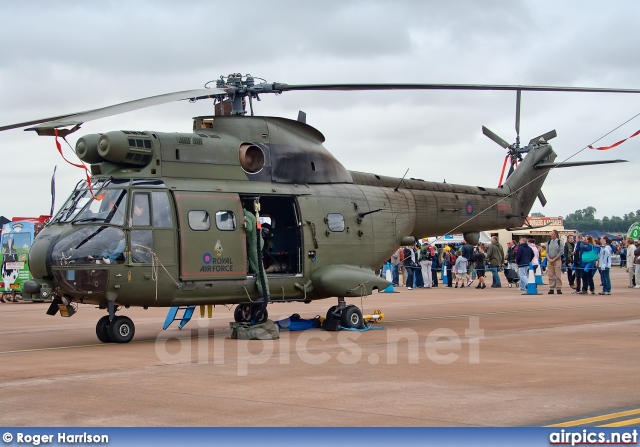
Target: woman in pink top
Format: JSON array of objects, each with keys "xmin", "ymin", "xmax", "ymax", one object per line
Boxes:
[{"xmin": 528, "ymin": 238, "xmax": 540, "ymax": 273}]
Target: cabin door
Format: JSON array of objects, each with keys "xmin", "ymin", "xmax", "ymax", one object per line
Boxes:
[{"xmin": 174, "ymin": 192, "xmax": 247, "ymax": 281}]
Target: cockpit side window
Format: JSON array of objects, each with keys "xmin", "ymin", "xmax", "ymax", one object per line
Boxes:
[
  {"xmin": 131, "ymin": 193, "xmax": 151, "ymax": 226},
  {"xmin": 151, "ymin": 192, "xmax": 173, "ymax": 228}
]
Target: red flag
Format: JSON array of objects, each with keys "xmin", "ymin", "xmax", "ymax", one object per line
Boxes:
[
  {"xmin": 53, "ymin": 129, "xmax": 103, "ymax": 200},
  {"xmin": 589, "ymin": 130, "xmax": 640, "ymax": 150}
]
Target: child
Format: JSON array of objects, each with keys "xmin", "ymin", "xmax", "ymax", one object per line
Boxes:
[
  {"xmin": 474, "ymin": 245, "xmax": 487, "ymax": 289},
  {"xmin": 454, "ymin": 255, "xmax": 468, "ymax": 288}
]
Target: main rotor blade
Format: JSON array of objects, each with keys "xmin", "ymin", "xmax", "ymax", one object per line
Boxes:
[
  {"xmin": 528, "ymin": 130, "xmax": 557, "ymax": 145},
  {"xmin": 272, "ymin": 83, "xmax": 640, "ymax": 94},
  {"xmin": 482, "ymin": 126, "xmax": 510, "ymax": 149},
  {"xmin": 515, "ymin": 90, "xmax": 521, "ymax": 140},
  {"xmin": 6, "ymin": 79, "xmax": 640, "ymax": 134},
  {"xmin": 0, "ymin": 88, "xmax": 227, "ymax": 133},
  {"xmin": 534, "ymin": 159, "xmax": 627, "ymax": 169}
]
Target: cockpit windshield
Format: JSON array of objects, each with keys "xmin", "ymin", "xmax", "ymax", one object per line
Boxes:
[{"xmin": 53, "ymin": 180, "xmax": 128, "ymax": 226}]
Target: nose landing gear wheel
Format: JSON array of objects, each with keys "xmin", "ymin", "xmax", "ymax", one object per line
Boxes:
[
  {"xmin": 96, "ymin": 315, "xmax": 112, "ymax": 343},
  {"xmin": 107, "ymin": 316, "xmax": 135, "ymax": 343}
]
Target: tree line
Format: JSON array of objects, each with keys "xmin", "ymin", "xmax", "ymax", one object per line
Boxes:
[{"xmin": 560, "ymin": 207, "xmax": 640, "ymax": 233}]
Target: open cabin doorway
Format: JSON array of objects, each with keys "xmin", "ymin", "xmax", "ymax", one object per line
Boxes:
[{"xmin": 240, "ymin": 195, "xmax": 302, "ymax": 276}]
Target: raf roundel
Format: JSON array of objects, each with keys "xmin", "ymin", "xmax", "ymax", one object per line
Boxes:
[
  {"xmin": 465, "ymin": 202, "xmax": 474, "ymax": 216},
  {"xmin": 202, "ymin": 253, "xmax": 213, "ymax": 265}
]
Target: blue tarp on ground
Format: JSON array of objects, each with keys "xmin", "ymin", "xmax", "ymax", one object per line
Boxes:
[{"xmin": 275, "ymin": 314, "xmax": 321, "ymax": 331}]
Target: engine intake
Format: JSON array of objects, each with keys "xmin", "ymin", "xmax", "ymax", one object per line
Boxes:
[
  {"xmin": 97, "ymin": 131, "xmax": 154, "ymax": 166},
  {"xmin": 76, "ymin": 134, "xmax": 105, "ymax": 164}
]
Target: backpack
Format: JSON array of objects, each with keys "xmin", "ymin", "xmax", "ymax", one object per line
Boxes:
[
  {"xmin": 425, "ymin": 248, "xmax": 433, "ymax": 261},
  {"xmin": 446, "ymin": 253, "xmax": 456, "ymax": 266},
  {"xmin": 399, "ymin": 248, "xmax": 405, "ymax": 261},
  {"xmin": 403, "ymin": 247, "xmax": 412, "ymax": 261}
]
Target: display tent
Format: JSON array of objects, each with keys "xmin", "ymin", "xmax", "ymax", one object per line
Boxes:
[
  {"xmin": 424, "ymin": 232, "xmax": 492, "ymax": 246},
  {"xmin": 580, "ymin": 230, "xmax": 623, "ymax": 242}
]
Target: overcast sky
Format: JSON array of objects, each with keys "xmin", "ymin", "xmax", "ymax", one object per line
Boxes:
[{"xmin": 1, "ymin": 0, "xmax": 638, "ymax": 227}]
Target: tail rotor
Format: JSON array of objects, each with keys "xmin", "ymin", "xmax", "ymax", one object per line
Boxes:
[{"xmin": 482, "ymin": 89, "xmax": 555, "ymax": 206}]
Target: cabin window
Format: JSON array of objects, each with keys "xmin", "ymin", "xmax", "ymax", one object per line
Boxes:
[
  {"xmin": 327, "ymin": 213, "xmax": 345, "ymax": 232},
  {"xmin": 215, "ymin": 211, "xmax": 237, "ymax": 231},
  {"xmin": 131, "ymin": 193, "xmax": 151, "ymax": 226},
  {"xmin": 188, "ymin": 210, "xmax": 211, "ymax": 231},
  {"xmin": 152, "ymin": 192, "xmax": 173, "ymax": 228}
]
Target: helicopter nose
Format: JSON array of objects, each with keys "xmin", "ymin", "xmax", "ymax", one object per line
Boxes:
[{"xmin": 29, "ymin": 226, "xmax": 65, "ymax": 279}]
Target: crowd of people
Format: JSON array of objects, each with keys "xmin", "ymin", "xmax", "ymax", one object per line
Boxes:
[{"xmin": 384, "ymin": 232, "xmax": 640, "ymax": 295}]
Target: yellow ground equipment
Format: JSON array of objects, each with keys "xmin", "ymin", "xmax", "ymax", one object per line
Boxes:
[{"xmin": 363, "ymin": 309, "xmax": 384, "ymax": 323}]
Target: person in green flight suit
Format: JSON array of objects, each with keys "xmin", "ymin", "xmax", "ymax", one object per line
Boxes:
[{"xmin": 243, "ymin": 208, "xmax": 270, "ymax": 298}]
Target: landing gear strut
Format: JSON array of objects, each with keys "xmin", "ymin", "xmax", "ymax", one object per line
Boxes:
[
  {"xmin": 95, "ymin": 301, "xmax": 136, "ymax": 344},
  {"xmin": 322, "ymin": 297, "xmax": 364, "ymax": 331}
]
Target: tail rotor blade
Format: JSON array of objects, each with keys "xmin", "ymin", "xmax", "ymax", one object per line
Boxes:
[
  {"xmin": 482, "ymin": 126, "xmax": 510, "ymax": 149},
  {"xmin": 515, "ymin": 90, "xmax": 521, "ymax": 141},
  {"xmin": 529, "ymin": 129, "xmax": 557, "ymax": 145}
]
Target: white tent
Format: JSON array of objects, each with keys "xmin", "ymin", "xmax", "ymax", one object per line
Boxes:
[{"xmin": 424, "ymin": 232, "xmax": 491, "ymax": 246}]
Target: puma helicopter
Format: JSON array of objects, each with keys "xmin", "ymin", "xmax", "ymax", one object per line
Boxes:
[{"xmin": 0, "ymin": 74, "xmax": 632, "ymax": 343}]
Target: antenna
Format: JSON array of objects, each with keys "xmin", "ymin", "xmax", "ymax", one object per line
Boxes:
[{"xmin": 394, "ymin": 169, "xmax": 409, "ymax": 192}]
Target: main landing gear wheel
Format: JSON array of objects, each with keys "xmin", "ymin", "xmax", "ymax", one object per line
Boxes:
[
  {"xmin": 251, "ymin": 303, "xmax": 268, "ymax": 323},
  {"xmin": 107, "ymin": 316, "xmax": 135, "ymax": 343},
  {"xmin": 96, "ymin": 315, "xmax": 112, "ymax": 343},
  {"xmin": 234, "ymin": 304, "xmax": 252, "ymax": 322},
  {"xmin": 340, "ymin": 305, "xmax": 364, "ymax": 329}
]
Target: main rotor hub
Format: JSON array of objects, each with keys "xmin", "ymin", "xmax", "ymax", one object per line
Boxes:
[{"xmin": 214, "ymin": 73, "xmax": 267, "ymax": 116}]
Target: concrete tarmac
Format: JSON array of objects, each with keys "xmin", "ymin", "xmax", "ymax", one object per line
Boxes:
[{"xmin": 0, "ymin": 268, "xmax": 638, "ymax": 427}]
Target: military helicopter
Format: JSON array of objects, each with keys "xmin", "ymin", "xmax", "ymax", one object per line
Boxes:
[{"xmin": 0, "ymin": 73, "xmax": 634, "ymax": 343}]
